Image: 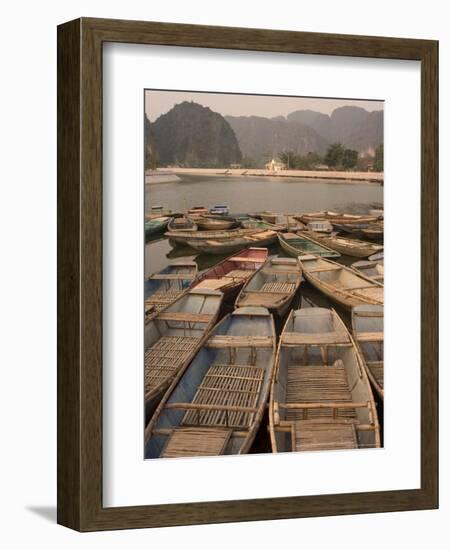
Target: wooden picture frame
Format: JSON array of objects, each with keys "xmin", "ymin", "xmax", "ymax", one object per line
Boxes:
[{"xmin": 57, "ymin": 17, "xmax": 438, "ymax": 531}]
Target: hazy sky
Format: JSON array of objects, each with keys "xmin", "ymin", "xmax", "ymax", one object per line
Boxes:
[{"xmin": 145, "ymin": 90, "xmax": 384, "ymax": 122}]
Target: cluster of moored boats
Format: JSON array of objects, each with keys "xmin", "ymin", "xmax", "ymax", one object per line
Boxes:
[{"xmin": 144, "ymin": 206, "xmax": 384, "ymax": 459}]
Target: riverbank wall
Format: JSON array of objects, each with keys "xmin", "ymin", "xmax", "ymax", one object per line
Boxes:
[{"xmin": 155, "ymin": 167, "xmax": 383, "ymax": 184}]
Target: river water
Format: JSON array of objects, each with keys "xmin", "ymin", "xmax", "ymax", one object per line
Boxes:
[{"xmin": 145, "ymin": 173, "xmax": 383, "ymax": 277}]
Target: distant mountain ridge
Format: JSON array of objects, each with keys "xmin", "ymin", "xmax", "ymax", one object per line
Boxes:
[
  {"xmin": 286, "ymin": 106, "xmax": 383, "ymax": 153},
  {"xmin": 146, "ymin": 101, "xmax": 242, "ymax": 168},
  {"xmin": 225, "ymin": 106, "xmax": 383, "ymax": 166},
  {"xmin": 224, "ymin": 115, "xmax": 329, "ymax": 165},
  {"xmin": 146, "ymin": 102, "xmax": 383, "ymax": 168}
]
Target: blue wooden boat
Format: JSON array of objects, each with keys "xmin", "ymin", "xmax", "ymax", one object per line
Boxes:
[
  {"xmin": 278, "ymin": 232, "xmax": 341, "ymax": 259},
  {"xmin": 144, "ymin": 288, "xmax": 223, "ymax": 421},
  {"xmin": 145, "ymin": 261, "xmax": 198, "ymax": 321},
  {"xmin": 269, "ymin": 307, "xmax": 380, "ymax": 453},
  {"xmin": 145, "ymin": 306, "xmax": 276, "ymax": 458}
]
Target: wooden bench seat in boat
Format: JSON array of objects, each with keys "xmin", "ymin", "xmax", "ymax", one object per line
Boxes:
[
  {"xmin": 292, "ymin": 419, "xmax": 358, "ymax": 451},
  {"xmin": 157, "ymin": 311, "xmax": 214, "ymax": 323},
  {"xmin": 194, "ymin": 278, "xmax": 234, "ymax": 290},
  {"xmin": 261, "ymin": 268, "xmax": 300, "ymax": 276},
  {"xmin": 181, "ymin": 364, "xmax": 265, "ymax": 428},
  {"xmin": 144, "ymin": 336, "xmax": 198, "ymax": 394},
  {"xmin": 206, "ymin": 335, "xmax": 273, "ymax": 348},
  {"xmin": 260, "ymin": 281, "xmax": 296, "ymax": 293},
  {"xmin": 161, "ymin": 427, "xmax": 232, "ymax": 458},
  {"xmin": 308, "ymin": 266, "xmax": 343, "ymax": 273},
  {"xmin": 356, "ymin": 331, "xmax": 384, "ymax": 342},
  {"xmin": 283, "ymin": 364, "xmax": 356, "ymax": 421},
  {"xmin": 223, "ymin": 269, "xmax": 254, "ymax": 280},
  {"xmin": 281, "ymin": 331, "xmax": 350, "ymax": 345},
  {"xmin": 228, "ymin": 256, "xmax": 259, "ymax": 263}
]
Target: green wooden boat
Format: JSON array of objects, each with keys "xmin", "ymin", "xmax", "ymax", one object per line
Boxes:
[
  {"xmin": 145, "ymin": 216, "xmax": 170, "ymax": 236},
  {"xmin": 278, "ymin": 232, "xmax": 341, "ymax": 259}
]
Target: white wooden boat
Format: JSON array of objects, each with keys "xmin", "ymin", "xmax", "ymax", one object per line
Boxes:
[
  {"xmin": 144, "ymin": 261, "xmax": 198, "ymax": 321},
  {"xmin": 352, "ymin": 305, "xmax": 384, "ymax": 399},
  {"xmin": 269, "ymin": 307, "xmax": 380, "ymax": 452},
  {"xmin": 298, "ymin": 254, "xmax": 384, "ymax": 309},
  {"xmin": 145, "ymin": 307, "xmax": 276, "ymax": 458},
  {"xmin": 186, "ymin": 230, "xmax": 277, "ymax": 255},
  {"xmin": 235, "ymin": 257, "xmax": 302, "ymax": 317},
  {"xmin": 351, "ymin": 260, "xmax": 384, "ymax": 284},
  {"xmin": 144, "ymin": 288, "xmax": 223, "ymax": 420},
  {"xmin": 300, "ymin": 231, "xmax": 383, "ymax": 258}
]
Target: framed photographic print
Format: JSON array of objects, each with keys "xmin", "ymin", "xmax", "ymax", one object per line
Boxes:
[{"xmin": 57, "ymin": 17, "xmax": 438, "ymax": 531}]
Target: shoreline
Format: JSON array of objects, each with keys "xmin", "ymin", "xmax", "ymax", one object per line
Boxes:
[{"xmin": 154, "ymin": 167, "xmax": 383, "ymax": 184}]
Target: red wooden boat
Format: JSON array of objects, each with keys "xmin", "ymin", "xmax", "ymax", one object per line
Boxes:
[{"xmin": 191, "ymin": 247, "xmax": 268, "ymax": 304}]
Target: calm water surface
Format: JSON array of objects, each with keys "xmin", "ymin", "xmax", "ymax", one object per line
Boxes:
[{"xmin": 145, "ymin": 174, "xmax": 383, "ymax": 278}]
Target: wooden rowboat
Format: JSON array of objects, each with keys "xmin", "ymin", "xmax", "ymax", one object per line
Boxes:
[
  {"xmin": 278, "ymin": 232, "xmax": 341, "ymax": 259},
  {"xmin": 298, "ymin": 254, "xmax": 383, "ymax": 309},
  {"xmin": 360, "ymin": 223, "xmax": 384, "ymax": 241},
  {"xmin": 144, "ymin": 262, "xmax": 198, "ymax": 321},
  {"xmin": 269, "ymin": 307, "xmax": 380, "ymax": 453},
  {"xmin": 331, "ymin": 222, "xmax": 370, "ymax": 237},
  {"xmin": 299, "ymin": 211, "xmax": 379, "ymax": 225},
  {"xmin": 306, "ymin": 220, "xmax": 333, "ymax": 234},
  {"xmin": 352, "ymin": 305, "xmax": 384, "ymax": 399},
  {"xmin": 351, "ymin": 260, "xmax": 384, "ymax": 283},
  {"xmin": 300, "ymin": 231, "xmax": 383, "ymax": 258},
  {"xmin": 236, "ymin": 257, "xmax": 302, "ymax": 317},
  {"xmin": 167, "ymin": 216, "xmax": 197, "ymax": 232},
  {"xmin": 188, "ymin": 206, "xmax": 208, "ymax": 217},
  {"xmin": 165, "ymin": 227, "xmax": 258, "ymax": 246},
  {"xmin": 186, "ymin": 230, "xmax": 277, "ymax": 255},
  {"xmin": 368, "ymin": 250, "xmax": 384, "ymax": 262},
  {"xmin": 241, "ymin": 217, "xmax": 286, "ymax": 231},
  {"xmin": 145, "ymin": 306, "xmax": 276, "ymax": 458},
  {"xmin": 144, "ymin": 288, "xmax": 223, "ymax": 421},
  {"xmin": 196, "ymin": 215, "xmax": 239, "ymax": 231},
  {"xmin": 209, "ymin": 205, "xmax": 230, "ymax": 215},
  {"xmin": 145, "ymin": 216, "xmax": 170, "ymax": 236},
  {"xmin": 192, "ymin": 247, "xmax": 268, "ymax": 304}
]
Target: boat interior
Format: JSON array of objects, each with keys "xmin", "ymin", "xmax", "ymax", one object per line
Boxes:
[
  {"xmin": 144, "ymin": 289, "xmax": 222, "ymax": 400},
  {"xmin": 271, "ymin": 308, "xmax": 378, "ymax": 453},
  {"xmin": 145, "ymin": 307, "xmax": 275, "ymax": 458}
]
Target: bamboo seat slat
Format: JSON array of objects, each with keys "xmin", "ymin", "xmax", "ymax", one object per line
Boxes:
[
  {"xmin": 223, "ymin": 269, "xmax": 254, "ymax": 280},
  {"xmin": 144, "ymin": 336, "xmax": 197, "ymax": 394},
  {"xmin": 293, "ymin": 420, "xmax": 358, "ymax": 451},
  {"xmin": 182, "ymin": 364, "xmax": 264, "ymax": 428},
  {"xmin": 366, "ymin": 361, "xmax": 384, "ymax": 387},
  {"xmin": 357, "ymin": 332, "xmax": 384, "ymax": 342},
  {"xmin": 206, "ymin": 335, "xmax": 273, "ymax": 348},
  {"xmin": 161, "ymin": 427, "xmax": 232, "ymax": 458},
  {"xmin": 157, "ymin": 311, "xmax": 214, "ymax": 323},
  {"xmin": 260, "ymin": 281, "xmax": 296, "ymax": 293},
  {"xmin": 285, "ymin": 364, "xmax": 356, "ymax": 421},
  {"xmin": 281, "ymin": 331, "xmax": 350, "ymax": 345},
  {"xmin": 194, "ymin": 278, "xmax": 233, "ymax": 290},
  {"xmin": 228, "ymin": 257, "xmax": 260, "ymax": 263}
]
